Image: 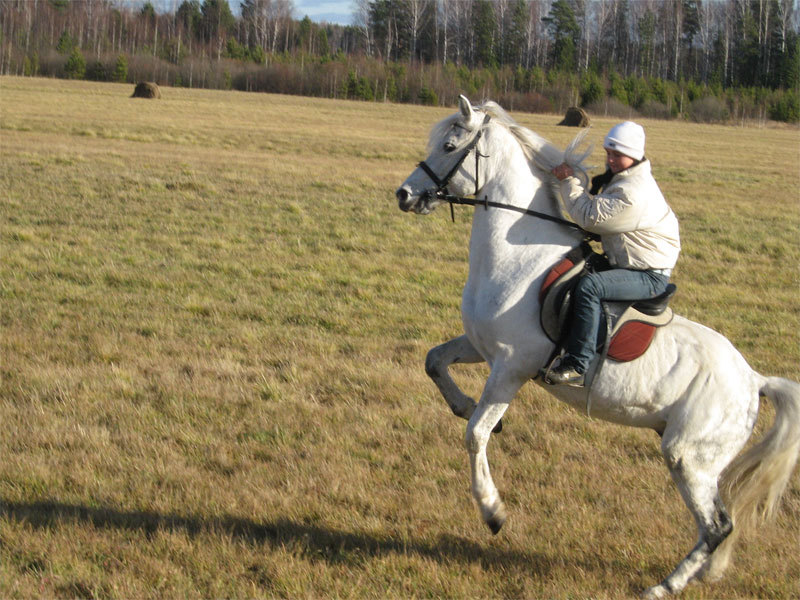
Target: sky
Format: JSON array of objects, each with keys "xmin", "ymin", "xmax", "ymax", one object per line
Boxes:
[
  {"xmin": 293, "ymin": 1, "xmax": 354, "ymax": 26},
  {"xmin": 146, "ymin": 1, "xmax": 355, "ymax": 27}
]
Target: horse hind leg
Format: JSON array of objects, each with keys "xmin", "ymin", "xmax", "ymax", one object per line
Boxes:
[
  {"xmin": 643, "ymin": 443, "xmax": 734, "ymax": 598},
  {"xmin": 426, "ymin": 335, "xmax": 501, "ymax": 432}
]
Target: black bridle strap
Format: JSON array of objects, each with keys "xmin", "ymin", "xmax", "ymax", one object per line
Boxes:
[
  {"xmin": 417, "ymin": 160, "xmax": 445, "ymax": 187},
  {"xmin": 417, "ymin": 114, "xmax": 491, "ymax": 196},
  {"xmin": 444, "ymin": 193, "xmax": 599, "ymax": 240}
]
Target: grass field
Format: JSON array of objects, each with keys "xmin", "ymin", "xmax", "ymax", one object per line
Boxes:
[{"xmin": 1, "ymin": 76, "xmax": 798, "ymax": 599}]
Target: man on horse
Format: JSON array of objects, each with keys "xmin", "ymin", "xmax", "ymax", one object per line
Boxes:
[{"xmin": 548, "ymin": 122, "xmax": 681, "ymax": 387}]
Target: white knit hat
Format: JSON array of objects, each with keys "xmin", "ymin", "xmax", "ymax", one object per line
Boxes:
[{"xmin": 603, "ymin": 121, "xmax": 645, "ymax": 161}]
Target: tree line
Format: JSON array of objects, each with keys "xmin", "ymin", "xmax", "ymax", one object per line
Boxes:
[
  {"xmin": 359, "ymin": 0, "xmax": 798, "ymax": 88},
  {"xmin": 1, "ymin": 0, "xmax": 798, "ymax": 123}
]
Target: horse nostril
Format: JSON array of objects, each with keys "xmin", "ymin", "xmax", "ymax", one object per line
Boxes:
[{"xmin": 396, "ymin": 187, "xmax": 409, "ymax": 205}]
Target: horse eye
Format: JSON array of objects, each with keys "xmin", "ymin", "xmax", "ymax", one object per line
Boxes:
[{"xmin": 443, "ymin": 142, "xmax": 456, "ymax": 152}]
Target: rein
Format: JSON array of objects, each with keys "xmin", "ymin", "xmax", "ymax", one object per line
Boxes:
[
  {"xmin": 442, "ymin": 194, "xmax": 591, "ymax": 234},
  {"xmin": 417, "ymin": 113, "xmax": 594, "ymax": 238}
]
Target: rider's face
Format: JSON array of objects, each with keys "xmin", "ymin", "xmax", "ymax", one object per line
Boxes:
[{"xmin": 605, "ymin": 148, "xmax": 637, "ymax": 174}]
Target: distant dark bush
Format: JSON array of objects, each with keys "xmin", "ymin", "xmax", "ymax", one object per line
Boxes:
[
  {"xmin": 608, "ymin": 72, "xmax": 628, "ymax": 105},
  {"xmin": 768, "ymin": 89, "xmax": 800, "ymax": 123},
  {"xmin": 639, "ymin": 100, "xmax": 673, "ymax": 120},
  {"xmin": 689, "ymin": 96, "xmax": 729, "ymax": 123},
  {"xmin": 23, "ymin": 52, "xmax": 39, "ymax": 76},
  {"xmin": 687, "ymin": 80, "xmax": 707, "ymax": 102},
  {"xmin": 497, "ymin": 91, "xmax": 553, "ymax": 114},
  {"xmin": 234, "ymin": 62, "xmax": 303, "ymax": 95},
  {"xmin": 64, "ymin": 47, "xmax": 85, "ymax": 79},
  {"xmin": 547, "ymin": 83, "xmax": 578, "ymax": 115},
  {"xmin": 343, "ymin": 70, "xmax": 374, "ymax": 101},
  {"xmin": 114, "ymin": 55, "xmax": 128, "ymax": 83},
  {"xmin": 580, "ymin": 71, "xmax": 604, "ymax": 107},
  {"xmin": 418, "ymin": 86, "xmax": 438, "ymax": 106},
  {"xmin": 585, "ymin": 98, "xmax": 638, "ymax": 119},
  {"xmin": 624, "ymin": 75, "xmax": 651, "ymax": 108},
  {"xmin": 87, "ymin": 60, "xmax": 110, "ymax": 81}
]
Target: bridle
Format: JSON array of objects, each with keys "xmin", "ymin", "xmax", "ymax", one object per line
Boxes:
[
  {"xmin": 416, "ymin": 114, "xmax": 490, "ymax": 216},
  {"xmin": 415, "ymin": 113, "xmax": 592, "ymax": 237}
]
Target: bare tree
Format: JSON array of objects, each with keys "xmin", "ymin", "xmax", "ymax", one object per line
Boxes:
[
  {"xmin": 528, "ymin": 0, "xmax": 550, "ymax": 70},
  {"xmin": 494, "ymin": 0, "xmax": 509, "ymax": 65},
  {"xmin": 440, "ymin": 0, "xmax": 452, "ymax": 64},
  {"xmin": 453, "ymin": 0, "xmax": 472, "ymax": 65},
  {"xmin": 696, "ymin": 0, "xmax": 716, "ymax": 83},
  {"xmin": 406, "ymin": 0, "xmax": 432, "ymax": 62},
  {"xmin": 242, "ymin": 0, "xmax": 272, "ymax": 56},
  {"xmin": 671, "ymin": 0, "xmax": 683, "ymax": 80},
  {"xmin": 353, "ymin": 0, "xmax": 374, "ymax": 56},
  {"xmin": 439, "ymin": 0, "xmax": 467, "ymax": 65},
  {"xmin": 776, "ymin": 0, "xmax": 796, "ymax": 54}
]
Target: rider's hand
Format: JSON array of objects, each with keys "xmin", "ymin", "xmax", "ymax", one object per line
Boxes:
[{"xmin": 552, "ymin": 163, "xmax": 574, "ymax": 181}]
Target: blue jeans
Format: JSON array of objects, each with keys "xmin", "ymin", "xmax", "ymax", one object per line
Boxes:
[{"xmin": 564, "ymin": 268, "xmax": 670, "ymax": 373}]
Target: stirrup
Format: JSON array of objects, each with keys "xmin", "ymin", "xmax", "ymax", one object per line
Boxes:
[
  {"xmin": 538, "ymin": 353, "xmax": 564, "ymax": 383},
  {"xmin": 544, "ymin": 365, "xmax": 585, "ymax": 387}
]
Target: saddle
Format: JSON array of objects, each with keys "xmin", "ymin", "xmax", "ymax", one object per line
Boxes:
[{"xmin": 539, "ymin": 245, "xmax": 675, "ymax": 367}]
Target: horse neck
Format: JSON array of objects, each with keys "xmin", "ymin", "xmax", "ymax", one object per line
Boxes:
[{"xmin": 467, "ymin": 143, "xmax": 582, "ymax": 279}]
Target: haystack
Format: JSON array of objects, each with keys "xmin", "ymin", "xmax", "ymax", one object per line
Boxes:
[
  {"xmin": 558, "ymin": 106, "xmax": 590, "ymax": 127},
  {"xmin": 131, "ymin": 82, "xmax": 161, "ymax": 99}
]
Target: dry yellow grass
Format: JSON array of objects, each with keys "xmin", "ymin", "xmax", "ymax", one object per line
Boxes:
[{"xmin": 1, "ymin": 76, "xmax": 798, "ymax": 598}]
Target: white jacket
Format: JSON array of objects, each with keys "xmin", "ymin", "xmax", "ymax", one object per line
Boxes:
[{"xmin": 558, "ymin": 160, "xmax": 680, "ymax": 270}]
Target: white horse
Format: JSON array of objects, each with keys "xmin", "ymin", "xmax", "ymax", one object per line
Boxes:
[{"xmin": 395, "ymin": 96, "xmax": 800, "ymax": 598}]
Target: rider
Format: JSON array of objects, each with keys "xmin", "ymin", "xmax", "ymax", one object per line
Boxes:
[{"xmin": 547, "ymin": 121, "xmax": 681, "ymax": 386}]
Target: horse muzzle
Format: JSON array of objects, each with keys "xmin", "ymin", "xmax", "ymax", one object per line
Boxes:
[
  {"xmin": 396, "ymin": 186, "xmax": 439, "ymax": 214},
  {"xmin": 396, "ymin": 186, "xmax": 414, "ymax": 212}
]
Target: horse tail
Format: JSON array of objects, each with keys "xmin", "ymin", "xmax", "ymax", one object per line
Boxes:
[{"xmin": 704, "ymin": 376, "xmax": 800, "ymax": 581}]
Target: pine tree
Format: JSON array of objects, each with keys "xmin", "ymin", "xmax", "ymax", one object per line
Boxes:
[
  {"xmin": 64, "ymin": 47, "xmax": 86, "ymax": 79},
  {"xmin": 472, "ymin": 0, "xmax": 497, "ymax": 68},
  {"xmin": 200, "ymin": 0, "xmax": 235, "ymax": 46},
  {"xmin": 113, "ymin": 54, "xmax": 128, "ymax": 83},
  {"xmin": 504, "ymin": 0, "xmax": 528, "ymax": 67},
  {"xmin": 544, "ymin": 0, "xmax": 579, "ymax": 72}
]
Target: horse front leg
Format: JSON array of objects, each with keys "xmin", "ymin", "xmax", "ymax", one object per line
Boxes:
[
  {"xmin": 465, "ymin": 369, "xmax": 520, "ymax": 534},
  {"xmin": 425, "ymin": 334, "xmax": 485, "ymax": 421}
]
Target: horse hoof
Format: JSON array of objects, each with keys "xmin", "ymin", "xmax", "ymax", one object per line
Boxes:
[
  {"xmin": 492, "ymin": 419, "xmax": 503, "ymax": 434},
  {"xmin": 485, "ymin": 503, "xmax": 507, "ymax": 535}
]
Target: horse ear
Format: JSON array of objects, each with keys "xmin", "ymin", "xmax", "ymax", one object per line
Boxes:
[{"xmin": 458, "ymin": 95, "xmax": 474, "ymax": 120}]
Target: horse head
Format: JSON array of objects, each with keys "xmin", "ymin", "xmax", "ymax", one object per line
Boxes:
[
  {"xmin": 396, "ymin": 95, "xmax": 489, "ymax": 214},
  {"xmin": 396, "ymin": 95, "xmax": 590, "ymax": 216}
]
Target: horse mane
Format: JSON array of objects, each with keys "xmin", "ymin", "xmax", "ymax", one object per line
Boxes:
[
  {"xmin": 481, "ymin": 101, "xmax": 592, "ymax": 179},
  {"xmin": 479, "ymin": 101, "xmax": 565, "ymax": 172}
]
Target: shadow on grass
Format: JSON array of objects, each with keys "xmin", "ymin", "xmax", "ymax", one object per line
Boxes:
[{"xmin": 1, "ymin": 498, "xmax": 665, "ymax": 589}]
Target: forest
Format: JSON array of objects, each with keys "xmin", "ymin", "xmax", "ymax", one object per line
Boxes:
[{"xmin": 1, "ymin": 0, "xmax": 798, "ymax": 123}]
